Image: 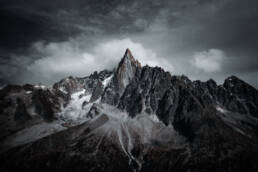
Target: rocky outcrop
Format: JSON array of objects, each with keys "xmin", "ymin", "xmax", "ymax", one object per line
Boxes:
[
  {"xmin": 89, "ymin": 81, "xmax": 104, "ymax": 102},
  {"xmin": 101, "ymin": 48, "xmax": 141, "ymax": 105},
  {"xmin": 53, "ymin": 76, "xmax": 83, "ymax": 94},
  {"xmin": 118, "ymin": 66, "xmax": 173, "ymax": 118},
  {"xmin": 32, "ymin": 89, "xmax": 61, "ymax": 121},
  {"xmin": 222, "ymin": 76, "xmax": 258, "ymax": 117},
  {"xmin": 53, "ymin": 70, "xmax": 113, "ymax": 96},
  {"xmin": 86, "ymin": 103, "xmax": 102, "ymax": 118},
  {"xmin": 0, "ymin": 84, "xmax": 70, "ymax": 142},
  {"xmin": 78, "ymin": 70, "xmax": 113, "ymax": 94},
  {"xmin": 114, "ymin": 48, "xmax": 141, "ymax": 94}
]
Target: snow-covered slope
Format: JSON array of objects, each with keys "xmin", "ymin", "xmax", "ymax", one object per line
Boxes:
[
  {"xmin": 59, "ymin": 89, "xmax": 92, "ymax": 123},
  {"xmin": 58, "ymin": 74, "xmax": 114, "ymax": 123}
]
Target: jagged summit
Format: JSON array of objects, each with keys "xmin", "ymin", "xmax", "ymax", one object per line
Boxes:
[
  {"xmin": 223, "ymin": 75, "xmax": 247, "ymax": 87},
  {"xmin": 125, "ymin": 48, "xmax": 133, "ymax": 58},
  {"xmin": 100, "ymin": 49, "xmax": 143, "ymax": 105},
  {"xmin": 115, "ymin": 49, "xmax": 141, "ymax": 93},
  {"xmin": 120, "ymin": 48, "xmax": 141, "ymax": 68},
  {"xmin": 1, "ymin": 49, "xmax": 258, "ymax": 172}
]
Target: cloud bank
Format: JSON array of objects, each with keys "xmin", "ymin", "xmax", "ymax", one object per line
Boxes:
[
  {"xmin": 27, "ymin": 38, "xmax": 174, "ymax": 84},
  {"xmin": 1, "ymin": 0, "xmax": 258, "ymax": 88},
  {"xmin": 191, "ymin": 49, "xmax": 224, "ymax": 73}
]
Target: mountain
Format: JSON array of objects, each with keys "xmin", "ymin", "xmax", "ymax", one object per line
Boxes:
[{"xmin": 0, "ymin": 49, "xmax": 258, "ymax": 172}]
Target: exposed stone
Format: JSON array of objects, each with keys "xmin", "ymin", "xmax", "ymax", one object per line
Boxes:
[
  {"xmin": 32, "ymin": 89, "xmax": 66, "ymax": 121},
  {"xmin": 90, "ymin": 81, "xmax": 104, "ymax": 102},
  {"xmin": 53, "ymin": 76, "xmax": 83, "ymax": 94},
  {"xmin": 78, "ymin": 69, "xmax": 113, "ymax": 94},
  {"xmin": 101, "ymin": 48, "xmax": 141, "ymax": 105}
]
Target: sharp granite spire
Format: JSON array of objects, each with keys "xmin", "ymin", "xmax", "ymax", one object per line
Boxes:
[
  {"xmin": 115, "ymin": 49, "xmax": 141, "ymax": 93},
  {"xmin": 101, "ymin": 49, "xmax": 142, "ymax": 105}
]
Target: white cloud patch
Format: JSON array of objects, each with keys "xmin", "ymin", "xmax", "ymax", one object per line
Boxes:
[
  {"xmin": 27, "ymin": 38, "xmax": 173, "ymax": 83},
  {"xmin": 191, "ymin": 49, "xmax": 224, "ymax": 72}
]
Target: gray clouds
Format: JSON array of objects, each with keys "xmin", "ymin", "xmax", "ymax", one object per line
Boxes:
[
  {"xmin": 18, "ymin": 37, "xmax": 174, "ymax": 85},
  {"xmin": 191, "ymin": 49, "xmax": 224, "ymax": 73},
  {"xmin": 0, "ymin": 0, "xmax": 258, "ymax": 87}
]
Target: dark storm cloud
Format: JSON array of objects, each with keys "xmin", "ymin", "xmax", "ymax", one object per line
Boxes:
[
  {"xmin": 0, "ymin": 0, "xmax": 167, "ymax": 51},
  {"xmin": 0, "ymin": 0, "xmax": 258, "ymax": 87}
]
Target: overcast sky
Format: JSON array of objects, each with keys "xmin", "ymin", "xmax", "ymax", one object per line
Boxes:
[{"xmin": 0, "ymin": 0, "xmax": 258, "ymax": 88}]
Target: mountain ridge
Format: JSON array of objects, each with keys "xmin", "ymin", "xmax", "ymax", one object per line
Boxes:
[{"xmin": 0, "ymin": 49, "xmax": 258, "ymax": 172}]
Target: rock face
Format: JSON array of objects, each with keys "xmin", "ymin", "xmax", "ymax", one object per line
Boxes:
[
  {"xmin": 32, "ymin": 89, "xmax": 63, "ymax": 121},
  {"xmin": 53, "ymin": 76, "xmax": 83, "ymax": 94},
  {"xmin": 78, "ymin": 70, "xmax": 113, "ymax": 94},
  {"xmin": 0, "ymin": 84, "xmax": 69, "ymax": 143},
  {"xmin": 101, "ymin": 48, "xmax": 141, "ymax": 105},
  {"xmin": 222, "ymin": 76, "xmax": 258, "ymax": 117},
  {"xmin": 114, "ymin": 48, "xmax": 141, "ymax": 94},
  {"xmin": 0, "ymin": 49, "xmax": 258, "ymax": 172},
  {"xmin": 90, "ymin": 81, "xmax": 104, "ymax": 102}
]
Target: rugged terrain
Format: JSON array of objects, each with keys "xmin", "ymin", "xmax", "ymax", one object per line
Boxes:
[{"xmin": 0, "ymin": 49, "xmax": 258, "ymax": 172}]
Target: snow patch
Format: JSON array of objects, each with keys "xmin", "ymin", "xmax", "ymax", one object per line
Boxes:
[
  {"xmin": 59, "ymin": 86, "xmax": 68, "ymax": 94},
  {"xmin": 59, "ymin": 89, "xmax": 92, "ymax": 122},
  {"xmin": 34, "ymin": 84, "xmax": 47, "ymax": 89},
  {"xmin": 102, "ymin": 74, "xmax": 113, "ymax": 88},
  {"xmin": 149, "ymin": 114, "xmax": 160, "ymax": 123},
  {"xmin": 216, "ymin": 106, "xmax": 228, "ymax": 114}
]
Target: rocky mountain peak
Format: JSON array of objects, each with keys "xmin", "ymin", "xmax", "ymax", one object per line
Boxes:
[
  {"xmin": 223, "ymin": 75, "xmax": 256, "ymax": 95},
  {"xmin": 118, "ymin": 48, "xmax": 141, "ymax": 68},
  {"xmin": 125, "ymin": 48, "xmax": 132, "ymax": 58},
  {"xmin": 1, "ymin": 49, "xmax": 258, "ymax": 172},
  {"xmin": 224, "ymin": 75, "xmax": 242, "ymax": 86},
  {"xmin": 100, "ymin": 49, "xmax": 142, "ymax": 105},
  {"xmin": 123, "ymin": 48, "xmax": 141, "ymax": 67},
  {"xmin": 115, "ymin": 49, "xmax": 141, "ymax": 93}
]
